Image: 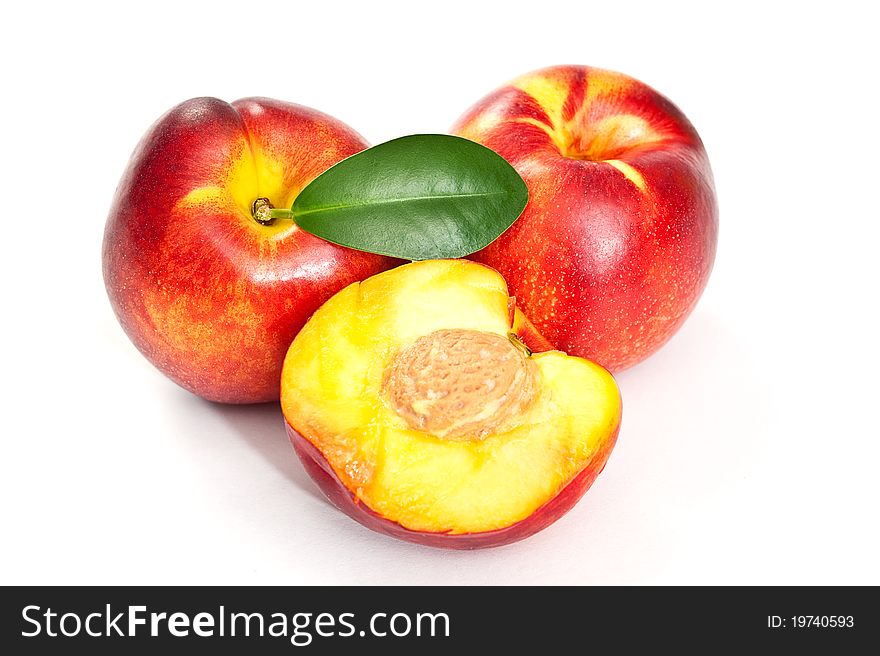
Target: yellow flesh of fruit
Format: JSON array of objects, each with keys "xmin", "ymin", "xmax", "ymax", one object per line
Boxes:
[{"xmin": 280, "ymin": 260, "xmax": 620, "ymax": 534}]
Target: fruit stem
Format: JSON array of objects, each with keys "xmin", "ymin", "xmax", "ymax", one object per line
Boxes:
[
  {"xmin": 251, "ymin": 197, "xmax": 294, "ymax": 225},
  {"xmin": 508, "ymin": 332, "xmax": 532, "ymax": 357}
]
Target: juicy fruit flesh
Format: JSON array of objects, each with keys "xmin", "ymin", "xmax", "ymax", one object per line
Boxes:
[
  {"xmin": 383, "ymin": 328, "xmax": 537, "ymax": 440},
  {"xmin": 281, "ymin": 260, "xmax": 621, "ymax": 535}
]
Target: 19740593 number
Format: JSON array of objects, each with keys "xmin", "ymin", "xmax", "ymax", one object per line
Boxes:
[{"xmin": 792, "ymin": 616, "xmax": 854, "ymax": 628}]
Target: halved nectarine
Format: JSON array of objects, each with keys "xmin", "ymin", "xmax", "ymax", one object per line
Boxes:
[{"xmin": 281, "ymin": 259, "xmax": 621, "ymax": 549}]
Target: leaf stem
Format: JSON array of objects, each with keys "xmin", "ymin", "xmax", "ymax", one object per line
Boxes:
[{"xmin": 269, "ymin": 208, "xmax": 294, "ymax": 221}]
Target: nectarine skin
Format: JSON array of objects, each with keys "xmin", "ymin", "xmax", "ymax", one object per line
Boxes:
[
  {"xmin": 103, "ymin": 97, "xmax": 397, "ymax": 403},
  {"xmin": 287, "ymin": 418, "xmax": 619, "ymax": 549},
  {"xmin": 453, "ymin": 66, "xmax": 718, "ymax": 372}
]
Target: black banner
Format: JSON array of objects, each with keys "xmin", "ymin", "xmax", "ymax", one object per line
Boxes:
[{"xmin": 1, "ymin": 586, "xmax": 873, "ymax": 652}]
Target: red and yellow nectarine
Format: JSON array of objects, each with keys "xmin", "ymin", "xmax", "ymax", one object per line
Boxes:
[
  {"xmin": 103, "ymin": 97, "xmax": 397, "ymax": 403},
  {"xmin": 281, "ymin": 260, "xmax": 621, "ymax": 548},
  {"xmin": 453, "ymin": 66, "xmax": 718, "ymax": 371}
]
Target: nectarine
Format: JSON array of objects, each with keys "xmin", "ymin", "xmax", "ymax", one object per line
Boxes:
[
  {"xmin": 453, "ymin": 66, "xmax": 718, "ymax": 371},
  {"xmin": 281, "ymin": 260, "xmax": 621, "ymax": 548},
  {"xmin": 103, "ymin": 97, "xmax": 397, "ymax": 403}
]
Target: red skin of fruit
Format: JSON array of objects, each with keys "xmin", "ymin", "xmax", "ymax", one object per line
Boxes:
[
  {"xmin": 287, "ymin": 418, "xmax": 619, "ymax": 550},
  {"xmin": 452, "ymin": 66, "xmax": 718, "ymax": 371},
  {"xmin": 103, "ymin": 97, "xmax": 397, "ymax": 403}
]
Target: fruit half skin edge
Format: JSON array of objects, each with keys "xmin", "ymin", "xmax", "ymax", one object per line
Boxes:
[{"xmin": 286, "ymin": 418, "xmax": 619, "ymax": 549}]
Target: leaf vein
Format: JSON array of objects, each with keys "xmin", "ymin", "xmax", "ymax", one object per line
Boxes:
[{"xmin": 293, "ymin": 190, "xmax": 510, "ymax": 219}]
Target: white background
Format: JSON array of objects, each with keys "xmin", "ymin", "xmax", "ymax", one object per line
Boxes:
[{"xmin": 2, "ymin": 1, "xmax": 877, "ymax": 585}]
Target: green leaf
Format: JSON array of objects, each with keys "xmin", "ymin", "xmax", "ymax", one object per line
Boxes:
[{"xmin": 290, "ymin": 134, "xmax": 528, "ymax": 260}]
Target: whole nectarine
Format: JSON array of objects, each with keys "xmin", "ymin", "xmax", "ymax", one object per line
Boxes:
[
  {"xmin": 103, "ymin": 97, "xmax": 397, "ymax": 403},
  {"xmin": 453, "ymin": 66, "xmax": 718, "ymax": 371}
]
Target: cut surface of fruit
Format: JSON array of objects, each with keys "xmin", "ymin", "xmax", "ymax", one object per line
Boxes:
[{"xmin": 281, "ymin": 259, "xmax": 621, "ymax": 544}]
